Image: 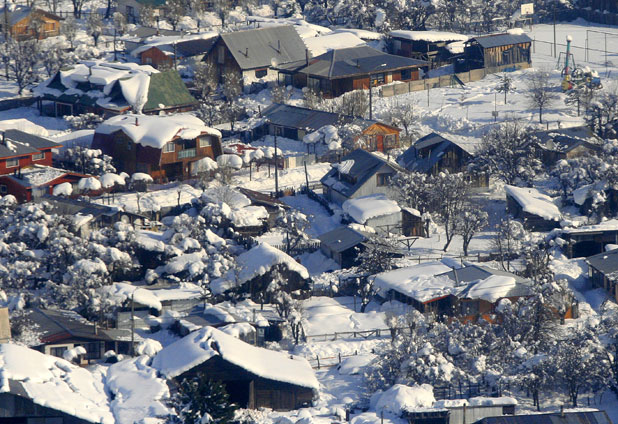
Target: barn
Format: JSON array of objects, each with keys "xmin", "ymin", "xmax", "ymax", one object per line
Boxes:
[
  {"xmin": 460, "ymin": 32, "xmax": 532, "ymax": 71},
  {"xmin": 505, "ymin": 185, "xmax": 562, "ymax": 231},
  {"xmin": 151, "ymin": 326, "xmax": 319, "ymax": 411}
]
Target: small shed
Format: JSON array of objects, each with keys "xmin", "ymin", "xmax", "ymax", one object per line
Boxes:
[
  {"xmin": 402, "ymin": 207, "xmax": 424, "ymax": 237},
  {"xmin": 342, "ymin": 193, "xmax": 402, "ymax": 234},
  {"xmin": 389, "ymin": 30, "xmax": 468, "ymax": 68},
  {"xmin": 505, "ymin": 185, "xmax": 562, "ymax": 231},
  {"xmin": 151, "ymin": 326, "xmax": 319, "ymax": 411},
  {"xmin": 532, "ymin": 126, "xmax": 603, "ymax": 167},
  {"xmin": 0, "ymin": 6, "xmax": 62, "ymax": 40},
  {"xmin": 586, "ymin": 248, "xmax": 618, "ymax": 302},
  {"xmin": 560, "ymin": 220, "xmax": 618, "ymax": 258},
  {"xmin": 318, "ymin": 225, "xmax": 368, "ymax": 268},
  {"xmin": 462, "ymin": 32, "xmax": 532, "ymax": 71}
]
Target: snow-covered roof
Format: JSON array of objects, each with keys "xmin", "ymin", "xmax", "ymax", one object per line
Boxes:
[
  {"xmin": 304, "ymin": 32, "xmax": 366, "ymax": 57},
  {"xmin": 210, "ymin": 242, "xmax": 309, "ymax": 295},
  {"xmin": 95, "ymin": 114, "xmax": 221, "ymax": 150},
  {"xmin": 505, "ymin": 185, "xmax": 562, "ymax": 221},
  {"xmin": 148, "ymin": 282, "xmax": 203, "ymax": 302},
  {"xmin": 374, "ymin": 262, "xmax": 454, "ymax": 303},
  {"xmin": 434, "ymin": 396, "xmax": 518, "ymax": 408},
  {"xmin": 230, "ymin": 205, "xmax": 269, "ymax": 227},
  {"xmin": 370, "ymin": 384, "xmax": 435, "ymax": 415},
  {"xmin": 106, "ymin": 356, "xmax": 172, "ymax": 424},
  {"xmin": 389, "ymin": 30, "xmax": 468, "ymax": 42},
  {"xmin": 456, "ymin": 275, "xmax": 518, "ymax": 303},
  {"xmin": 332, "ymin": 28, "xmax": 383, "ymax": 41},
  {"xmin": 0, "ymin": 343, "xmax": 114, "ymax": 424},
  {"xmin": 103, "ymin": 282, "xmax": 163, "ymax": 311},
  {"xmin": 151, "ymin": 326, "xmax": 319, "ymax": 390},
  {"xmin": 343, "ymin": 193, "xmax": 401, "ymax": 224},
  {"xmin": 6, "ymin": 165, "xmax": 78, "ymax": 188},
  {"xmin": 130, "ymin": 31, "xmax": 218, "ymax": 57}
]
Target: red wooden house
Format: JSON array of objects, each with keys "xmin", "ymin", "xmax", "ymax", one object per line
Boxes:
[
  {"xmin": 0, "ymin": 129, "xmax": 61, "ymax": 176},
  {"xmin": 0, "ymin": 165, "xmax": 88, "ymax": 202},
  {"xmin": 92, "ymin": 114, "xmax": 223, "ymax": 182}
]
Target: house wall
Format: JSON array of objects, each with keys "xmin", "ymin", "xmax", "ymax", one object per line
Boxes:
[
  {"xmin": 139, "ymin": 47, "xmax": 173, "ymax": 69},
  {"xmin": 482, "ymin": 43, "xmax": 531, "ymax": 68},
  {"xmin": 360, "ymin": 124, "xmax": 400, "ymax": 153},
  {"xmin": 10, "ymin": 14, "xmax": 60, "ymax": 40},
  {"xmin": 364, "ymin": 211, "xmax": 402, "ymax": 234},
  {"xmin": 0, "ymin": 150, "xmax": 52, "ymax": 176},
  {"xmin": 0, "ymin": 392, "xmax": 94, "ymax": 423},
  {"xmin": 204, "ymin": 37, "xmax": 244, "ymax": 84}
]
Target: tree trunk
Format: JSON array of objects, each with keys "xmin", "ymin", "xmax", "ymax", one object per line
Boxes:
[{"xmin": 539, "ymin": 106, "xmax": 543, "ymax": 123}]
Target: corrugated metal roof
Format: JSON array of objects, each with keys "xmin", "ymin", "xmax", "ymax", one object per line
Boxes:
[
  {"xmin": 587, "ymin": 249, "xmax": 618, "ymax": 275},
  {"xmin": 301, "ymin": 45, "xmax": 427, "ymax": 79},
  {"xmin": 4, "ymin": 129, "xmax": 61, "ymax": 150},
  {"xmin": 399, "ymin": 132, "xmax": 475, "ymax": 173},
  {"xmin": 469, "ymin": 33, "xmax": 532, "ymax": 49},
  {"xmin": 478, "ymin": 411, "xmax": 611, "ymax": 424},
  {"xmin": 261, "ymin": 103, "xmax": 377, "ymax": 132},
  {"xmin": 318, "ymin": 226, "xmax": 367, "ymax": 253},
  {"xmin": 174, "ymin": 37, "xmax": 218, "ymax": 57},
  {"xmin": 221, "ymin": 25, "xmax": 307, "ymax": 70}
]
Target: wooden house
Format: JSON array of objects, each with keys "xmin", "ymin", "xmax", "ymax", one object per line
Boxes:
[
  {"xmin": 34, "ymin": 62, "xmax": 198, "ymax": 117},
  {"xmin": 587, "ymin": 248, "xmax": 618, "ymax": 302},
  {"xmin": 477, "ymin": 411, "xmax": 612, "ymax": 424},
  {"xmin": 0, "ymin": 6, "xmax": 61, "ymax": 40},
  {"xmin": 12, "ymin": 308, "xmax": 139, "ymax": 364},
  {"xmin": 560, "ymin": 221, "xmax": 618, "ymax": 258},
  {"xmin": 459, "ymin": 32, "xmax": 532, "ymax": 71},
  {"xmin": 210, "ymin": 242, "xmax": 310, "ymax": 302},
  {"xmin": 132, "ymin": 33, "xmax": 218, "ymax": 69},
  {"xmin": 152, "ymin": 326, "xmax": 319, "ymax": 410},
  {"xmin": 203, "ymin": 25, "xmax": 307, "ymax": 90},
  {"xmin": 343, "ymin": 193, "xmax": 402, "ymax": 234},
  {"xmin": 0, "ymin": 165, "xmax": 89, "ymax": 203},
  {"xmin": 399, "ymin": 132, "xmax": 488, "ymax": 188},
  {"xmin": 257, "ymin": 103, "xmax": 401, "ymax": 153},
  {"xmin": 278, "ymin": 45, "xmax": 427, "ymax": 98},
  {"xmin": 505, "ymin": 185, "xmax": 562, "ymax": 231},
  {"xmin": 92, "ymin": 114, "xmax": 222, "ymax": 182},
  {"xmin": 237, "ymin": 187, "xmax": 290, "ymax": 228},
  {"xmin": 117, "ymin": 0, "xmax": 166, "ymax": 24},
  {"xmin": 318, "ymin": 225, "xmax": 368, "ymax": 268},
  {"xmin": 320, "ymin": 149, "xmax": 404, "ymax": 206},
  {"xmin": 402, "ymin": 207, "xmax": 424, "ymax": 237},
  {"xmin": 0, "ymin": 129, "xmax": 61, "ymax": 176},
  {"xmin": 0, "ymin": 344, "xmax": 115, "ymax": 424},
  {"xmin": 389, "ymin": 30, "xmax": 468, "ymax": 69},
  {"xmin": 532, "ymin": 126, "xmax": 603, "ymax": 167},
  {"xmin": 122, "ymin": 27, "xmax": 184, "ymax": 53}
]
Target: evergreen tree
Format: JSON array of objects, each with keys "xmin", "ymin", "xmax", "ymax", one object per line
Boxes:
[{"xmin": 170, "ymin": 373, "xmax": 237, "ymax": 424}]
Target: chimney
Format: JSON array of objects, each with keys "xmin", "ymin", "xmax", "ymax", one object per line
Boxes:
[
  {"xmin": 135, "ymin": 117, "xmax": 139, "ymax": 126},
  {"xmin": 277, "ymin": 39, "xmax": 281, "ymax": 53},
  {"xmin": 245, "ymin": 47, "xmax": 249, "ymax": 57}
]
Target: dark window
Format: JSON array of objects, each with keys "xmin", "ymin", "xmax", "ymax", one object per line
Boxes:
[
  {"xmin": 79, "ymin": 342, "xmax": 101, "ymax": 360},
  {"xmin": 370, "ymin": 73, "xmax": 385, "ymax": 85},
  {"xmin": 0, "ymin": 185, "xmax": 6, "ymax": 194},
  {"xmin": 50, "ymin": 346, "xmax": 67, "ymax": 358},
  {"xmin": 376, "ymin": 173, "xmax": 391, "ymax": 186},
  {"xmin": 255, "ymin": 68, "xmax": 267, "ymax": 78},
  {"xmin": 401, "ymin": 69, "xmax": 412, "ymax": 80}
]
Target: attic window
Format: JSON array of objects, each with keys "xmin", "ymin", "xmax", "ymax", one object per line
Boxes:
[{"xmin": 163, "ymin": 142, "xmax": 175, "ymax": 153}]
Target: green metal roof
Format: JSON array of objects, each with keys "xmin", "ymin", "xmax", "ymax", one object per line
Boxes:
[{"xmin": 143, "ymin": 70, "xmax": 198, "ymax": 112}]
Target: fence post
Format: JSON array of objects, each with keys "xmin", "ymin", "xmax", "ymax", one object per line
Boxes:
[
  {"xmin": 316, "ymin": 356, "xmax": 320, "ymax": 369},
  {"xmin": 338, "ymin": 352, "xmax": 341, "ymax": 363}
]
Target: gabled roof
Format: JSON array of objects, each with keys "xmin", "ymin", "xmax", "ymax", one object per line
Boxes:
[
  {"xmin": 3, "ymin": 129, "xmax": 61, "ymax": 150},
  {"xmin": 1, "ymin": 165, "xmax": 86, "ymax": 188},
  {"xmin": 237, "ymin": 187, "xmax": 290, "ymax": 210},
  {"xmin": 468, "ymin": 32, "xmax": 532, "ymax": 49},
  {"xmin": 320, "ymin": 149, "xmax": 403, "ymax": 198},
  {"xmin": 261, "ymin": 103, "xmax": 378, "ymax": 133},
  {"xmin": 318, "ymin": 225, "xmax": 367, "ymax": 253},
  {"xmin": 399, "ymin": 132, "xmax": 476, "ymax": 172},
  {"xmin": 478, "ymin": 411, "xmax": 611, "ymax": 424},
  {"xmin": 532, "ymin": 125, "xmax": 603, "ymax": 153},
  {"xmin": 15, "ymin": 308, "xmax": 138, "ymax": 343},
  {"xmin": 220, "ymin": 25, "xmax": 307, "ymax": 70},
  {"xmin": 151, "ymin": 326, "xmax": 319, "ymax": 390},
  {"xmin": 300, "ymin": 45, "xmax": 427, "ymax": 79},
  {"xmin": 1, "ymin": 6, "xmax": 62, "ymax": 26},
  {"xmin": 142, "ymin": 70, "xmax": 198, "ymax": 111},
  {"xmin": 505, "ymin": 185, "xmax": 562, "ymax": 222},
  {"xmin": 586, "ymin": 248, "xmax": 618, "ymax": 276},
  {"xmin": 437, "ymin": 264, "xmax": 530, "ymax": 285}
]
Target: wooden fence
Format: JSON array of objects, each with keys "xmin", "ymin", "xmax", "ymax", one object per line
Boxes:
[
  {"xmin": 0, "ymin": 96, "xmax": 35, "ymax": 111},
  {"xmin": 380, "ymin": 62, "xmax": 531, "ymax": 98}
]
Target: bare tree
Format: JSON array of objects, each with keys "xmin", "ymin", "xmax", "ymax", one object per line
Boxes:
[
  {"xmin": 496, "ymin": 73, "xmax": 514, "ymax": 104},
  {"xmin": 193, "ymin": 62, "xmax": 218, "ymax": 99},
  {"xmin": 303, "ymin": 87, "xmax": 322, "ymax": 110},
  {"xmin": 222, "ymin": 69, "xmax": 242, "ymax": 101},
  {"xmin": 491, "ymin": 217, "xmax": 527, "ymax": 272},
  {"xmin": 427, "ymin": 172, "xmax": 470, "ymax": 251},
  {"xmin": 565, "ymin": 83, "xmax": 594, "ymax": 117},
  {"xmin": 526, "ymin": 70, "xmax": 558, "ymax": 123},
  {"xmin": 139, "ymin": 5, "xmax": 157, "ymax": 26},
  {"xmin": 383, "ymin": 99, "xmax": 420, "ymax": 144},
  {"xmin": 457, "ymin": 202, "xmax": 488, "ymax": 256},
  {"xmin": 585, "ymin": 84, "xmax": 618, "ymax": 140},
  {"xmin": 272, "ymin": 84, "xmax": 291, "ymax": 104},
  {"xmin": 71, "ymin": 0, "xmax": 86, "ymax": 18},
  {"xmin": 86, "ymin": 13, "xmax": 103, "ymax": 46},
  {"xmin": 112, "ymin": 12, "xmax": 128, "ymax": 35},
  {"xmin": 165, "ymin": 0, "xmax": 186, "ymax": 31},
  {"xmin": 6, "ymin": 39, "xmax": 39, "ymax": 95},
  {"xmin": 27, "ymin": 11, "xmax": 46, "ymax": 39},
  {"xmin": 334, "ymin": 89, "xmax": 369, "ymax": 117},
  {"xmin": 61, "ymin": 16, "xmax": 77, "ymax": 49}
]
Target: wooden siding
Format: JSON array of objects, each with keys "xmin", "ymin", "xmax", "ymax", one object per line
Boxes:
[
  {"xmin": 204, "ymin": 37, "xmax": 244, "ymax": 84},
  {"xmin": 9, "ymin": 14, "xmax": 61, "ymax": 40},
  {"xmin": 178, "ymin": 356, "xmax": 314, "ymax": 411},
  {"xmin": 139, "ymin": 47, "xmax": 173, "ymax": 69},
  {"xmin": 482, "ymin": 43, "xmax": 531, "ymax": 68},
  {"xmin": 0, "ymin": 150, "xmax": 52, "ymax": 176}
]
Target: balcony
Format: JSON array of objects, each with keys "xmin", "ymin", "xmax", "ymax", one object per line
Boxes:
[{"xmin": 178, "ymin": 148, "xmax": 196, "ymax": 159}]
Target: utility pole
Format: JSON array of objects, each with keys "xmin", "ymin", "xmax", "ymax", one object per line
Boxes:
[
  {"xmin": 113, "ymin": 29, "xmax": 117, "ymax": 61},
  {"xmin": 553, "ymin": 5, "xmax": 557, "ymax": 58},
  {"xmin": 368, "ymin": 75, "xmax": 373, "ymax": 120},
  {"xmin": 274, "ymin": 133, "xmax": 279, "ymax": 197},
  {"xmin": 130, "ymin": 292, "xmax": 135, "ymax": 356}
]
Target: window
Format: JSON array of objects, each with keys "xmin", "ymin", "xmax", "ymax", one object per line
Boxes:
[
  {"xmin": 308, "ymin": 77, "xmax": 321, "ymax": 93},
  {"xmin": 5, "ymin": 158, "xmax": 18, "ymax": 168},
  {"xmin": 376, "ymin": 173, "xmax": 391, "ymax": 186},
  {"xmin": 50, "ymin": 346, "xmax": 67, "ymax": 358},
  {"xmin": 401, "ymin": 69, "xmax": 412, "ymax": 80},
  {"xmin": 145, "ymin": 57, "xmax": 153, "ymax": 65},
  {"xmin": 393, "ymin": 39, "xmax": 402, "ymax": 52},
  {"xmin": 217, "ymin": 45, "xmax": 225, "ymax": 64},
  {"xmin": 178, "ymin": 148, "xmax": 197, "ymax": 159},
  {"xmin": 255, "ymin": 68, "xmax": 267, "ymax": 78},
  {"xmin": 0, "ymin": 185, "xmax": 6, "ymax": 194},
  {"xmin": 163, "ymin": 142, "xmax": 175, "ymax": 153},
  {"xmin": 384, "ymin": 134, "xmax": 397, "ymax": 148},
  {"xmin": 33, "ymin": 152, "xmax": 45, "ymax": 161},
  {"xmin": 198, "ymin": 137, "xmax": 211, "ymax": 148},
  {"xmin": 370, "ymin": 73, "xmax": 385, "ymax": 86}
]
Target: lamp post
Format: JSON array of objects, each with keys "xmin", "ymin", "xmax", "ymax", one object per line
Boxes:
[{"xmin": 273, "ymin": 132, "xmax": 279, "ymax": 198}]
